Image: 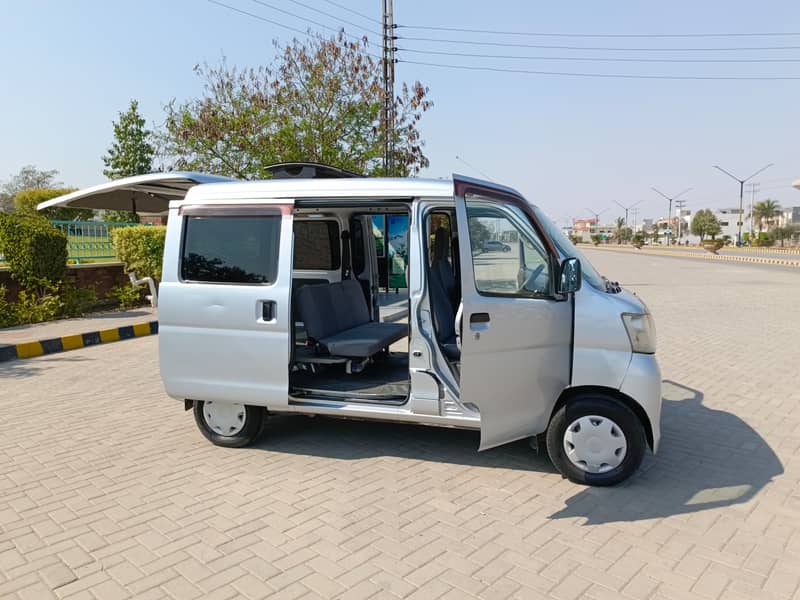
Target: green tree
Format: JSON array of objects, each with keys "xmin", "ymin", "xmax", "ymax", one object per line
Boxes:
[
  {"xmin": 102, "ymin": 99, "xmax": 155, "ymax": 222},
  {"xmin": 613, "ymin": 217, "xmax": 625, "ymax": 244},
  {"xmin": 1, "ymin": 165, "xmax": 61, "ymax": 213},
  {"xmin": 612, "ymin": 217, "xmax": 633, "ymax": 244},
  {"xmin": 162, "ymin": 32, "xmax": 432, "ymax": 179},
  {"xmin": 772, "ymin": 224, "xmax": 799, "ymax": 247},
  {"xmin": 690, "ymin": 209, "xmax": 722, "ymax": 241},
  {"xmin": 14, "ymin": 188, "xmax": 94, "ymax": 221},
  {"xmin": 468, "ymin": 218, "xmax": 491, "ymax": 252},
  {"xmin": 752, "ymin": 199, "xmax": 781, "ymax": 234}
]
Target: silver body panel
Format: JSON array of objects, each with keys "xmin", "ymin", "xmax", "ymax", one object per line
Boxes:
[
  {"xmin": 572, "ymin": 284, "xmax": 641, "ymax": 390},
  {"xmin": 620, "ymin": 353, "xmax": 663, "ymax": 452}
]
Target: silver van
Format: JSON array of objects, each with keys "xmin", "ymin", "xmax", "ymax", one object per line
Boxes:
[{"xmin": 42, "ymin": 168, "xmax": 661, "ymax": 486}]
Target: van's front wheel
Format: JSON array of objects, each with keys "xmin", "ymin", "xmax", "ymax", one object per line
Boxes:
[
  {"xmin": 193, "ymin": 400, "xmax": 264, "ymax": 447},
  {"xmin": 546, "ymin": 395, "xmax": 645, "ymax": 486}
]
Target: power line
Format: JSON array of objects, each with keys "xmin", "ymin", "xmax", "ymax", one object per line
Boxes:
[
  {"xmin": 208, "ymin": 0, "xmax": 381, "ymax": 56},
  {"xmin": 455, "ymin": 155, "xmax": 495, "ymax": 181},
  {"xmin": 396, "ymin": 24, "xmax": 800, "ymax": 39},
  {"xmin": 247, "ymin": 0, "xmax": 380, "ymax": 46},
  {"xmin": 395, "ymin": 35, "xmax": 800, "ymax": 52},
  {"xmin": 283, "ymin": 0, "xmax": 381, "ymax": 37},
  {"xmin": 319, "ymin": 0, "xmax": 379, "ymax": 25},
  {"xmin": 399, "ymin": 59, "xmax": 800, "ymax": 80},
  {"xmin": 396, "ymin": 47, "xmax": 800, "ymax": 63},
  {"xmin": 208, "ymin": 0, "xmax": 309, "ymax": 36}
]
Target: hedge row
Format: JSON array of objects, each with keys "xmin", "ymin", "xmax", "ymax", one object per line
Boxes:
[
  {"xmin": 111, "ymin": 225, "xmax": 167, "ymax": 283},
  {"xmin": 0, "ymin": 213, "xmax": 67, "ymax": 290}
]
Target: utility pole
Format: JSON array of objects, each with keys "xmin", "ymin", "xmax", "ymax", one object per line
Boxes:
[
  {"xmin": 630, "ymin": 208, "xmax": 640, "ymax": 232},
  {"xmin": 713, "ymin": 163, "xmax": 773, "ymax": 246},
  {"xmin": 674, "ymin": 198, "xmax": 687, "ymax": 241},
  {"xmin": 382, "ymin": 0, "xmax": 397, "ymax": 176},
  {"xmin": 747, "ymin": 182, "xmax": 759, "ymax": 241},
  {"xmin": 651, "ymin": 187, "xmax": 692, "ymax": 246}
]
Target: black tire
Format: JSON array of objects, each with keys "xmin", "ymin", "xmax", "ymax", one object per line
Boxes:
[
  {"xmin": 546, "ymin": 394, "xmax": 646, "ymax": 486},
  {"xmin": 193, "ymin": 400, "xmax": 265, "ymax": 448}
]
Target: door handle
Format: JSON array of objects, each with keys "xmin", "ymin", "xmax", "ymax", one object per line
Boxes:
[
  {"xmin": 455, "ymin": 302, "xmax": 464, "ymax": 351},
  {"xmin": 470, "ymin": 312, "xmax": 490, "ymax": 324},
  {"xmin": 260, "ymin": 300, "xmax": 276, "ymax": 321}
]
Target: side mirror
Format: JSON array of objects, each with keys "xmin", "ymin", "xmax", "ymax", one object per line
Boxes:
[{"xmin": 558, "ymin": 257, "xmax": 582, "ymax": 294}]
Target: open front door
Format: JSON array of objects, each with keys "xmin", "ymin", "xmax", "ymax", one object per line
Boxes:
[{"xmin": 453, "ymin": 176, "xmax": 573, "ymax": 450}]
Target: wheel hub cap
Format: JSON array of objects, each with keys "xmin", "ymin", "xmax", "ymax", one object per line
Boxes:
[
  {"xmin": 563, "ymin": 415, "xmax": 627, "ymax": 474},
  {"xmin": 203, "ymin": 401, "xmax": 246, "ymax": 436}
]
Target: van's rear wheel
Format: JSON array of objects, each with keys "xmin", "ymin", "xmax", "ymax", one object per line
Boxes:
[
  {"xmin": 546, "ymin": 395, "xmax": 645, "ymax": 486},
  {"xmin": 193, "ymin": 400, "xmax": 264, "ymax": 447}
]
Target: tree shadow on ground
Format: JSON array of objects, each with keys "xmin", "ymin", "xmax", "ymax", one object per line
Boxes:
[
  {"xmin": 0, "ymin": 355, "xmax": 92, "ymax": 379},
  {"xmin": 549, "ymin": 380, "xmax": 783, "ymax": 524}
]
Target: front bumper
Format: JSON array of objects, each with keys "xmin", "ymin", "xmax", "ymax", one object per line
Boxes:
[{"xmin": 620, "ymin": 353, "xmax": 662, "ymax": 453}]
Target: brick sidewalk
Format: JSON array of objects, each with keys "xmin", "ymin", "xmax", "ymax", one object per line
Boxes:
[{"xmin": 0, "ymin": 252, "xmax": 798, "ymax": 599}]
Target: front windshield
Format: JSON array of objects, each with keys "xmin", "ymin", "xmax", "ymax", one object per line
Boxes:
[{"xmin": 532, "ymin": 206, "xmax": 606, "ymax": 290}]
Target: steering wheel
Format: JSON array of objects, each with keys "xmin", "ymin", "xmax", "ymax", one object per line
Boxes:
[{"xmin": 521, "ymin": 264, "xmax": 545, "ymax": 292}]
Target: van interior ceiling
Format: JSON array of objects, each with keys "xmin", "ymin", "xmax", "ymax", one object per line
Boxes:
[{"xmin": 289, "ymin": 203, "xmax": 412, "ymax": 402}]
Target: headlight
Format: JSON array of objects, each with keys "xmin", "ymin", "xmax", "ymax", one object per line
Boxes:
[{"xmin": 621, "ymin": 313, "xmax": 656, "ymax": 354}]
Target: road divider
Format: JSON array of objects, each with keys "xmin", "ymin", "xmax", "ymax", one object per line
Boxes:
[{"xmin": 581, "ymin": 245, "xmax": 800, "ymax": 268}]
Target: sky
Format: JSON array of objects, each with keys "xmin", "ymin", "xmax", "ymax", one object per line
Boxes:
[{"xmin": 1, "ymin": 0, "xmax": 799, "ymax": 226}]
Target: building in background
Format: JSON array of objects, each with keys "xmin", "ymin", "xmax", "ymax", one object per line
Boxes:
[
  {"xmin": 571, "ymin": 218, "xmax": 615, "ymax": 242},
  {"xmin": 711, "ymin": 208, "xmax": 743, "ymax": 240},
  {"xmin": 779, "ymin": 206, "xmax": 800, "ymax": 226}
]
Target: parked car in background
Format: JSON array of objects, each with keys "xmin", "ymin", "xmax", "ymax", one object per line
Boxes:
[{"xmin": 482, "ymin": 240, "xmax": 511, "ymax": 253}]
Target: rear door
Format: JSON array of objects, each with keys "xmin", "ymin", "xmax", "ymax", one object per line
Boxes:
[
  {"xmin": 159, "ymin": 202, "xmax": 294, "ymax": 408},
  {"xmin": 453, "ymin": 176, "xmax": 572, "ymax": 450}
]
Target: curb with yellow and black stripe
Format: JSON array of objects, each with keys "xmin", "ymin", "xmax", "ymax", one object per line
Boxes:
[
  {"xmin": 580, "ymin": 245, "xmax": 800, "ymax": 268},
  {"xmin": 0, "ymin": 321, "xmax": 158, "ymax": 362}
]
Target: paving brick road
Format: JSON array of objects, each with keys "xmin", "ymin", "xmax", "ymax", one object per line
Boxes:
[{"xmin": 1, "ymin": 250, "xmax": 799, "ymax": 599}]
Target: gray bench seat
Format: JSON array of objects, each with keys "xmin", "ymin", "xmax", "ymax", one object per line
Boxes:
[
  {"xmin": 319, "ymin": 322, "xmax": 408, "ymax": 357},
  {"xmin": 296, "ymin": 280, "xmax": 408, "ymax": 359}
]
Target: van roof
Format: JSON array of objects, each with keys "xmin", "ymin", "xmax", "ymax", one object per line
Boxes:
[
  {"xmin": 178, "ymin": 177, "xmax": 457, "ymax": 207},
  {"xmin": 37, "ymin": 171, "xmax": 526, "ymax": 214}
]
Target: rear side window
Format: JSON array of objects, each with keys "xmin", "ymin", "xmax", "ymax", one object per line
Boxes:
[
  {"xmin": 293, "ymin": 220, "xmax": 340, "ymax": 270},
  {"xmin": 181, "ymin": 216, "xmax": 280, "ymax": 284}
]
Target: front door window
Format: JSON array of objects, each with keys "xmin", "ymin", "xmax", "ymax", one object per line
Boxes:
[{"xmin": 466, "ymin": 197, "xmax": 552, "ymax": 297}]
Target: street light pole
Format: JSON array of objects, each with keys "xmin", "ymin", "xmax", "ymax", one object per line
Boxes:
[
  {"xmin": 651, "ymin": 187, "xmax": 692, "ymax": 246},
  {"xmin": 613, "ymin": 199, "xmax": 645, "ymax": 227},
  {"xmin": 584, "ymin": 207, "xmax": 609, "ymax": 239},
  {"xmin": 712, "ymin": 163, "xmax": 773, "ymax": 245}
]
